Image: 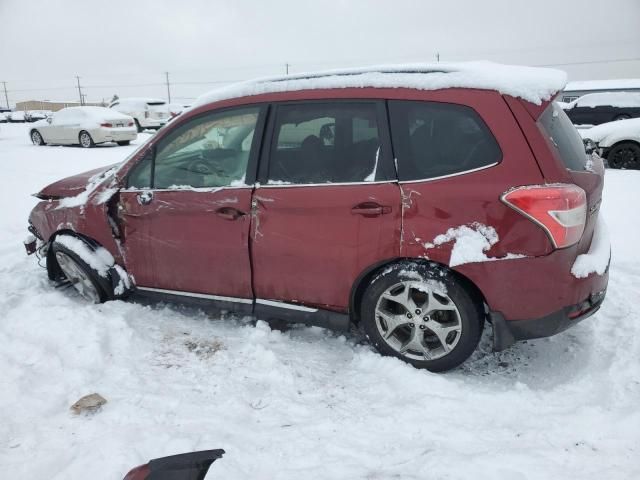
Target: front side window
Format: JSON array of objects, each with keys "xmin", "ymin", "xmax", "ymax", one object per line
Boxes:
[
  {"xmin": 268, "ymin": 103, "xmax": 384, "ymax": 184},
  {"xmin": 127, "ymin": 106, "xmax": 260, "ymax": 189},
  {"xmin": 389, "ymin": 101, "xmax": 502, "ymax": 181}
]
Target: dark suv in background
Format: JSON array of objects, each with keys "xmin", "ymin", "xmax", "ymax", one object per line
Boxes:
[{"xmin": 26, "ymin": 64, "xmax": 609, "ymax": 371}]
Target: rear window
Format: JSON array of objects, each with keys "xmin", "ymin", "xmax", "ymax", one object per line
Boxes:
[
  {"xmin": 147, "ymin": 101, "xmax": 166, "ymax": 106},
  {"xmin": 538, "ymin": 102, "xmax": 587, "ymax": 171}
]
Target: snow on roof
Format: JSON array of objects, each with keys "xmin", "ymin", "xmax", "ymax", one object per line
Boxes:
[
  {"xmin": 117, "ymin": 97, "xmax": 166, "ymax": 104},
  {"xmin": 572, "ymin": 92, "xmax": 640, "ymax": 108},
  {"xmin": 62, "ymin": 106, "xmax": 132, "ymax": 119},
  {"xmin": 580, "ymin": 117, "xmax": 640, "ymax": 146},
  {"xmin": 565, "ymin": 78, "xmax": 640, "ymax": 92},
  {"xmin": 193, "ymin": 61, "xmax": 567, "ymax": 108}
]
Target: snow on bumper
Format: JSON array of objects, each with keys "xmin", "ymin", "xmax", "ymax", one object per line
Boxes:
[{"xmin": 571, "ymin": 216, "xmax": 611, "ymax": 279}]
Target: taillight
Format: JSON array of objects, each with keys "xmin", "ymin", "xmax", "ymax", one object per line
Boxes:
[
  {"xmin": 101, "ymin": 122, "xmax": 113, "ymax": 128},
  {"xmin": 128, "ymin": 121, "xmax": 134, "ymax": 127},
  {"xmin": 145, "ymin": 110, "xmax": 149, "ymax": 118},
  {"xmin": 122, "ymin": 464, "xmax": 149, "ymax": 480},
  {"xmin": 501, "ymin": 184, "xmax": 587, "ymax": 249}
]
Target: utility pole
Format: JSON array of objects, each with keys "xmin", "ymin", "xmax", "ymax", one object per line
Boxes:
[
  {"xmin": 436, "ymin": 52, "xmax": 440, "ymax": 63},
  {"xmin": 1, "ymin": 81, "xmax": 9, "ymax": 109},
  {"xmin": 75, "ymin": 76, "xmax": 83, "ymax": 105},
  {"xmin": 285, "ymin": 63, "xmax": 290, "ymax": 75},
  {"xmin": 165, "ymin": 72, "xmax": 171, "ymax": 103}
]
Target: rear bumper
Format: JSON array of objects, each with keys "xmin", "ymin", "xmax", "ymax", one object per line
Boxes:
[{"xmin": 491, "ymin": 288, "xmax": 607, "ymax": 351}]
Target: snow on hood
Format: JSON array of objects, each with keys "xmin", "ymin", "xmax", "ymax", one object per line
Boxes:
[
  {"xmin": 36, "ymin": 163, "xmax": 119, "ymax": 200},
  {"xmin": 580, "ymin": 117, "xmax": 640, "ymax": 147},
  {"xmin": 192, "ymin": 61, "xmax": 567, "ymax": 108}
]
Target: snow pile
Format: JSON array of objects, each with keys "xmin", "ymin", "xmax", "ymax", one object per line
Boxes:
[
  {"xmin": 572, "ymin": 92, "xmax": 640, "ymax": 108},
  {"xmin": 55, "ymin": 234, "xmax": 115, "ymax": 277},
  {"xmin": 580, "ymin": 117, "xmax": 640, "ymax": 147},
  {"xmin": 193, "ymin": 61, "xmax": 567, "ymax": 108},
  {"xmin": 429, "ymin": 222, "xmax": 524, "ymax": 267},
  {"xmin": 571, "ymin": 217, "xmax": 611, "ymax": 278}
]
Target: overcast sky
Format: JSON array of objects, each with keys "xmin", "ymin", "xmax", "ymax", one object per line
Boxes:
[{"xmin": 1, "ymin": 0, "xmax": 639, "ymax": 107}]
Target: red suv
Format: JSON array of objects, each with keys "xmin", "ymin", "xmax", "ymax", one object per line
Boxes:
[{"xmin": 26, "ymin": 64, "xmax": 610, "ymax": 372}]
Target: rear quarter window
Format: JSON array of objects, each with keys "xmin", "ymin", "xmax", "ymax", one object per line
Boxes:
[
  {"xmin": 388, "ymin": 101, "xmax": 502, "ymax": 181},
  {"xmin": 538, "ymin": 102, "xmax": 587, "ymax": 171}
]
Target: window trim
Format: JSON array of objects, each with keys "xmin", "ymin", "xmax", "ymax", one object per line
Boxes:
[
  {"xmin": 258, "ymin": 99, "xmax": 396, "ymax": 187},
  {"xmin": 387, "ymin": 99, "xmax": 503, "ymax": 183},
  {"xmin": 124, "ymin": 104, "xmax": 268, "ymax": 190}
]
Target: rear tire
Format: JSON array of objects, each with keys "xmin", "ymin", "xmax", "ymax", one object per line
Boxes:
[
  {"xmin": 116, "ymin": 140, "xmax": 131, "ymax": 146},
  {"xmin": 607, "ymin": 141, "xmax": 640, "ymax": 169},
  {"xmin": 31, "ymin": 129, "xmax": 45, "ymax": 146},
  {"xmin": 360, "ymin": 261, "xmax": 483, "ymax": 372},
  {"xmin": 50, "ymin": 240, "xmax": 111, "ymax": 304},
  {"xmin": 79, "ymin": 130, "xmax": 95, "ymax": 148}
]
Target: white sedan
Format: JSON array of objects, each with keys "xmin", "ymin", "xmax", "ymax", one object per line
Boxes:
[{"xmin": 29, "ymin": 106, "xmax": 137, "ymax": 148}]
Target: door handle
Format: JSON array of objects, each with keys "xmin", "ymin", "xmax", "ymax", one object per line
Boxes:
[
  {"xmin": 216, "ymin": 207, "xmax": 246, "ymax": 221},
  {"xmin": 351, "ymin": 202, "xmax": 391, "ymax": 217}
]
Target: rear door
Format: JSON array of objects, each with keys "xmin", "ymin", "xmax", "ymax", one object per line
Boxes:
[
  {"xmin": 118, "ymin": 105, "xmax": 265, "ymax": 302},
  {"xmin": 250, "ymin": 101, "xmax": 401, "ymax": 311}
]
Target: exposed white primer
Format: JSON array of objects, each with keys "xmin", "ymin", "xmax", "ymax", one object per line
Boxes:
[
  {"xmin": 571, "ymin": 217, "xmax": 611, "ymax": 278},
  {"xmin": 55, "ymin": 235, "xmax": 114, "ymax": 278},
  {"xmin": 429, "ymin": 222, "xmax": 525, "ymax": 267},
  {"xmin": 193, "ymin": 62, "xmax": 567, "ymax": 108}
]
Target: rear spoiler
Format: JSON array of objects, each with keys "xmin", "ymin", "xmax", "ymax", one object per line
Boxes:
[
  {"xmin": 123, "ymin": 449, "xmax": 225, "ymax": 480},
  {"xmin": 507, "ymin": 92, "xmax": 560, "ymax": 121}
]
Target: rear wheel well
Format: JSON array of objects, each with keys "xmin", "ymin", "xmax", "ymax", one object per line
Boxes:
[{"xmin": 349, "ymin": 258, "xmax": 488, "ymax": 325}]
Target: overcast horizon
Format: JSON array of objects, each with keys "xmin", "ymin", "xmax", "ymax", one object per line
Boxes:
[{"xmin": 1, "ymin": 0, "xmax": 639, "ymax": 107}]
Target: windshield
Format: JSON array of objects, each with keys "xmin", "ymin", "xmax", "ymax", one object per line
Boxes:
[{"xmin": 538, "ymin": 102, "xmax": 587, "ymax": 171}]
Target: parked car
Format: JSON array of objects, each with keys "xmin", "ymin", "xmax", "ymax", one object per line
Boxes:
[
  {"xmin": 581, "ymin": 117, "xmax": 640, "ymax": 169},
  {"xmin": 29, "ymin": 106, "xmax": 137, "ymax": 148},
  {"xmin": 24, "ymin": 110, "xmax": 52, "ymax": 122},
  {"xmin": 562, "ymin": 91, "xmax": 640, "ymax": 126},
  {"xmin": 25, "ymin": 63, "xmax": 609, "ymax": 372},
  {"xmin": 8, "ymin": 111, "xmax": 26, "ymax": 122},
  {"xmin": 122, "ymin": 449, "xmax": 224, "ymax": 480},
  {"xmin": 109, "ymin": 98, "xmax": 171, "ymax": 132}
]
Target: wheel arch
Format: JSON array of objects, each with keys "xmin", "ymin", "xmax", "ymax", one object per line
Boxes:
[
  {"xmin": 46, "ymin": 230, "xmax": 130, "ymax": 299},
  {"xmin": 349, "ymin": 257, "xmax": 488, "ymax": 325}
]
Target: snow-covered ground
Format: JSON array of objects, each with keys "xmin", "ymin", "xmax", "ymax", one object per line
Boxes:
[{"xmin": 1, "ymin": 122, "xmax": 639, "ymax": 479}]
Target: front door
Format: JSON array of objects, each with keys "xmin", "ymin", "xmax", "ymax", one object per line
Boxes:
[
  {"xmin": 250, "ymin": 101, "xmax": 402, "ymax": 310},
  {"xmin": 118, "ymin": 105, "xmax": 265, "ymax": 301}
]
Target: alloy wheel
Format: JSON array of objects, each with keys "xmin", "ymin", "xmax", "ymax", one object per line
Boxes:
[
  {"xmin": 55, "ymin": 251, "xmax": 100, "ymax": 303},
  {"xmin": 80, "ymin": 132, "xmax": 92, "ymax": 148},
  {"xmin": 31, "ymin": 131, "xmax": 42, "ymax": 145},
  {"xmin": 374, "ymin": 280, "xmax": 462, "ymax": 360}
]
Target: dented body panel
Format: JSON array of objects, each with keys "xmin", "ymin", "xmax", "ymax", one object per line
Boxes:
[{"xmin": 251, "ymin": 183, "xmax": 402, "ymax": 311}]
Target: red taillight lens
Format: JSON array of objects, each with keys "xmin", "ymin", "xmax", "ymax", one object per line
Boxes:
[
  {"xmin": 122, "ymin": 463, "xmax": 149, "ymax": 480},
  {"xmin": 502, "ymin": 184, "xmax": 587, "ymax": 249},
  {"xmin": 101, "ymin": 122, "xmax": 113, "ymax": 128},
  {"xmin": 128, "ymin": 121, "xmax": 134, "ymax": 127}
]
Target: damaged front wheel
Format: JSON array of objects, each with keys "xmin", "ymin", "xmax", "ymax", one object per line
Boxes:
[{"xmin": 50, "ymin": 241, "xmax": 109, "ymax": 303}]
